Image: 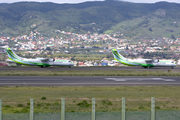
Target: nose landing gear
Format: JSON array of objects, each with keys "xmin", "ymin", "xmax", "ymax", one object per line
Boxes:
[{"xmin": 41, "ymin": 65, "xmax": 46, "ymax": 68}]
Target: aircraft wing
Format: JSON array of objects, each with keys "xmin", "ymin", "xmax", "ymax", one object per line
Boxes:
[
  {"xmin": 36, "ymin": 58, "xmax": 50, "ymax": 62},
  {"xmin": 145, "ymin": 59, "xmax": 159, "ymax": 63},
  {"xmin": 145, "ymin": 59, "xmax": 153, "ymax": 63},
  {"xmin": 41, "ymin": 59, "xmax": 50, "ymax": 62},
  {"xmin": 41, "ymin": 59, "xmax": 49, "ymax": 62}
]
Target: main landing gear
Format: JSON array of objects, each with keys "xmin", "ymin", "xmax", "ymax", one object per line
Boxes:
[{"xmin": 143, "ymin": 66, "xmax": 150, "ymax": 68}]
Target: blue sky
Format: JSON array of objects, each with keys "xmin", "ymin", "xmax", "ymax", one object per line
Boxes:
[{"xmin": 1, "ymin": 0, "xmax": 180, "ymax": 4}]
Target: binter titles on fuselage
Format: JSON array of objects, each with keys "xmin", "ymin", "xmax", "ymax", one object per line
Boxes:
[
  {"xmin": 6, "ymin": 48, "xmax": 74, "ymax": 68},
  {"xmin": 112, "ymin": 49, "xmax": 176, "ymax": 69}
]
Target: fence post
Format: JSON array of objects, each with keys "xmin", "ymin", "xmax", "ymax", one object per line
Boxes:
[
  {"xmin": 61, "ymin": 98, "xmax": 65, "ymax": 120},
  {"xmin": 92, "ymin": 98, "xmax": 96, "ymax": 120},
  {"xmin": 151, "ymin": 97, "xmax": 155, "ymax": 120},
  {"xmin": 30, "ymin": 98, "xmax": 34, "ymax": 120},
  {"xmin": 122, "ymin": 97, "xmax": 126, "ymax": 120},
  {"xmin": 0, "ymin": 99, "xmax": 2, "ymax": 120}
]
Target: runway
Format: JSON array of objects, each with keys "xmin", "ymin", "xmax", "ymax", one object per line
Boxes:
[
  {"xmin": 0, "ymin": 66, "xmax": 180, "ymax": 72},
  {"xmin": 0, "ymin": 76, "xmax": 180, "ymax": 86},
  {"xmin": 0, "ymin": 66, "xmax": 180, "ymax": 86}
]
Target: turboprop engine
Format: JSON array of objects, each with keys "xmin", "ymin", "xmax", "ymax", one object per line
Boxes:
[
  {"xmin": 48, "ymin": 59, "xmax": 55, "ymax": 62},
  {"xmin": 36, "ymin": 58, "xmax": 55, "ymax": 62},
  {"xmin": 153, "ymin": 59, "xmax": 159, "ymax": 63}
]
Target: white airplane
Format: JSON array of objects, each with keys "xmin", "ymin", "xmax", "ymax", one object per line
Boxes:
[
  {"xmin": 112, "ymin": 49, "xmax": 176, "ymax": 69},
  {"xmin": 6, "ymin": 48, "xmax": 74, "ymax": 68}
]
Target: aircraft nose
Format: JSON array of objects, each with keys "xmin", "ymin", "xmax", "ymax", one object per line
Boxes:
[{"xmin": 172, "ymin": 63, "xmax": 177, "ymax": 67}]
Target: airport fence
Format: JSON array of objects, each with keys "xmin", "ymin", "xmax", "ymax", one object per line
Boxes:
[{"xmin": 1, "ymin": 97, "xmax": 180, "ymax": 120}]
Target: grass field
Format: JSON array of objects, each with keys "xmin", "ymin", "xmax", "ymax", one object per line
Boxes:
[
  {"xmin": 0, "ymin": 70, "xmax": 178, "ymax": 76},
  {"xmin": 1, "ymin": 86, "xmax": 180, "ymax": 113}
]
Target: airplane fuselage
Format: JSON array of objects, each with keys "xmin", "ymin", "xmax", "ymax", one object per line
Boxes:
[
  {"xmin": 10, "ymin": 58, "xmax": 74, "ymax": 67},
  {"xmin": 124, "ymin": 59, "xmax": 176, "ymax": 67},
  {"xmin": 6, "ymin": 48, "xmax": 74, "ymax": 68},
  {"xmin": 112, "ymin": 49, "xmax": 176, "ymax": 68}
]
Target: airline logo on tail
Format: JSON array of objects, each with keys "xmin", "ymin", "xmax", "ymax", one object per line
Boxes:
[
  {"xmin": 6, "ymin": 48, "xmax": 34, "ymax": 65},
  {"xmin": 112, "ymin": 49, "xmax": 126, "ymax": 61},
  {"xmin": 6, "ymin": 48, "xmax": 22, "ymax": 60},
  {"xmin": 112, "ymin": 49, "xmax": 138, "ymax": 66}
]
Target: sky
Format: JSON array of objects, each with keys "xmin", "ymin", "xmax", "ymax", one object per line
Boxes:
[{"xmin": 1, "ymin": 0, "xmax": 180, "ymax": 4}]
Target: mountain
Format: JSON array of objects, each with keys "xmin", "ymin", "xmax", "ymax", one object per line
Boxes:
[
  {"xmin": 106, "ymin": 9, "xmax": 180, "ymax": 39},
  {"xmin": 0, "ymin": 1, "xmax": 180, "ymax": 38}
]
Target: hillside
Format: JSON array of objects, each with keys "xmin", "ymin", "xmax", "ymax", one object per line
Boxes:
[
  {"xmin": 106, "ymin": 9, "xmax": 180, "ymax": 39},
  {"xmin": 0, "ymin": 1, "xmax": 180, "ymax": 37}
]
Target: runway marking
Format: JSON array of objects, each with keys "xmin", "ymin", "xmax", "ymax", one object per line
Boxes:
[
  {"xmin": 0, "ymin": 83, "xmax": 180, "ymax": 85},
  {"xmin": 105, "ymin": 78, "xmax": 176, "ymax": 82},
  {"xmin": 0, "ymin": 79, "xmax": 63, "ymax": 81}
]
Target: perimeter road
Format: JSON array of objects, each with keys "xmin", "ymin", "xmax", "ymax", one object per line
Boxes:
[{"xmin": 0, "ymin": 76, "xmax": 180, "ymax": 86}]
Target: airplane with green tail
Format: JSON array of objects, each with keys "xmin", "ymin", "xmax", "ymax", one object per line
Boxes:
[
  {"xmin": 112, "ymin": 49, "xmax": 176, "ymax": 69},
  {"xmin": 6, "ymin": 48, "xmax": 74, "ymax": 68}
]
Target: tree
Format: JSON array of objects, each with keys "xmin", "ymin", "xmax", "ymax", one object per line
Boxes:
[
  {"xmin": 148, "ymin": 27, "xmax": 153, "ymax": 32},
  {"xmin": 71, "ymin": 57, "xmax": 75, "ymax": 61},
  {"xmin": 171, "ymin": 34, "xmax": 176, "ymax": 40},
  {"xmin": 46, "ymin": 47, "xmax": 51, "ymax": 51}
]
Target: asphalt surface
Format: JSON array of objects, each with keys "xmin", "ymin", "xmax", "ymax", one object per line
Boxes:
[
  {"xmin": 0, "ymin": 66, "xmax": 180, "ymax": 71},
  {"xmin": 0, "ymin": 76, "xmax": 180, "ymax": 86},
  {"xmin": 0, "ymin": 66, "xmax": 180, "ymax": 86}
]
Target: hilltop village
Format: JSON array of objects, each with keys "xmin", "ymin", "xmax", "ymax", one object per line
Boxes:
[{"xmin": 1, "ymin": 30, "xmax": 180, "ymax": 66}]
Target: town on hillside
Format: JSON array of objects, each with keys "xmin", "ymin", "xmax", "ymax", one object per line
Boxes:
[{"xmin": 1, "ymin": 30, "xmax": 180, "ymax": 66}]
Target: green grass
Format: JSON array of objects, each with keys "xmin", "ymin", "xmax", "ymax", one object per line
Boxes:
[
  {"xmin": 1, "ymin": 86, "xmax": 180, "ymax": 113},
  {"xmin": 0, "ymin": 70, "xmax": 178, "ymax": 76}
]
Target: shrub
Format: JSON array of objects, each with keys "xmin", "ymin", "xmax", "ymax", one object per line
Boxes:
[
  {"xmin": 155, "ymin": 106, "xmax": 160, "ymax": 109},
  {"xmin": 36, "ymin": 103, "xmax": 41, "ymax": 106},
  {"xmin": 41, "ymin": 96, "xmax": 46, "ymax": 100},
  {"xmin": 46, "ymin": 103, "xmax": 51, "ymax": 106},
  {"xmin": 76, "ymin": 100, "xmax": 91, "ymax": 108},
  {"xmin": 17, "ymin": 104, "xmax": 23, "ymax": 107},
  {"xmin": 20, "ymin": 107, "xmax": 29, "ymax": 113},
  {"xmin": 102, "ymin": 100, "xmax": 113, "ymax": 106},
  {"xmin": 5, "ymin": 105, "xmax": 11, "ymax": 108},
  {"xmin": 139, "ymin": 106, "xmax": 145, "ymax": 109},
  {"xmin": 14, "ymin": 110, "xmax": 20, "ymax": 113},
  {"xmin": 54, "ymin": 102, "xmax": 60, "ymax": 105}
]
